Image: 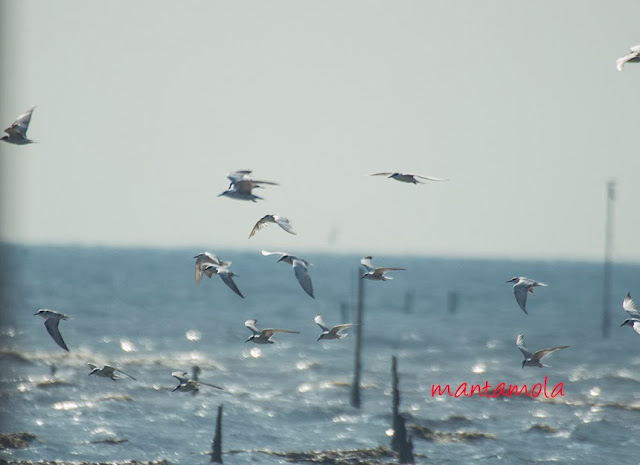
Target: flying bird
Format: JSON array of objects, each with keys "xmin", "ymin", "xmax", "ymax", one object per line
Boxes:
[
  {"xmin": 360, "ymin": 256, "xmax": 406, "ymax": 281},
  {"xmin": 88, "ymin": 364, "xmax": 136, "ymax": 381},
  {"xmin": 218, "ymin": 170, "xmax": 278, "ymax": 202},
  {"xmin": 201, "ymin": 263, "xmax": 244, "ymax": 298},
  {"xmin": 314, "ymin": 314, "xmax": 356, "ymax": 341},
  {"xmin": 369, "ymin": 172, "xmax": 448, "ymax": 184},
  {"xmin": 261, "ymin": 250, "xmax": 314, "ymax": 298},
  {"xmin": 171, "ymin": 371, "xmax": 223, "ymax": 392},
  {"xmin": 244, "ymin": 319, "xmax": 299, "ymax": 344},
  {"xmin": 516, "ymin": 333, "xmax": 568, "ymax": 368},
  {"xmin": 620, "ymin": 292, "xmax": 640, "ymax": 334},
  {"xmin": 2, "ymin": 107, "xmax": 36, "ymax": 145},
  {"xmin": 33, "ymin": 309, "xmax": 70, "ymax": 351},
  {"xmin": 507, "ymin": 277, "xmax": 547, "ymax": 314},
  {"xmin": 616, "ymin": 44, "xmax": 640, "ymax": 72},
  {"xmin": 193, "ymin": 252, "xmax": 231, "ymax": 284},
  {"xmin": 248, "ymin": 215, "xmax": 296, "ymax": 238}
]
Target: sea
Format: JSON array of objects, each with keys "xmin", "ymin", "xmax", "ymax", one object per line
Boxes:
[{"xmin": 1, "ymin": 244, "xmax": 639, "ymax": 465}]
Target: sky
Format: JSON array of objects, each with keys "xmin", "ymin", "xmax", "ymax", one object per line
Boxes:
[{"xmin": 1, "ymin": 1, "xmax": 639, "ymax": 261}]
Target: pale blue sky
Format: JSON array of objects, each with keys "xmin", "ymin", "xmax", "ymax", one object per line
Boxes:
[{"xmin": 1, "ymin": 1, "xmax": 639, "ymax": 261}]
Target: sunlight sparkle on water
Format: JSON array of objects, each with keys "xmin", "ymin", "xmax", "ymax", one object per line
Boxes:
[
  {"xmin": 185, "ymin": 330, "xmax": 201, "ymax": 341},
  {"xmin": 250, "ymin": 348, "xmax": 262, "ymax": 358},
  {"xmin": 120, "ymin": 339, "xmax": 136, "ymax": 352},
  {"xmin": 472, "ymin": 362, "xmax": 486, "ymax": 374}
]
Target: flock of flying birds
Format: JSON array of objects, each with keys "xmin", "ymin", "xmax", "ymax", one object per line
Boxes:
[{"xmin": 3, "ymin": 43, "xmax": 638, "ymax": 389}]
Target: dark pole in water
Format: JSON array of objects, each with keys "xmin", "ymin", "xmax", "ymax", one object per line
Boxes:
[
  {"xmin": 391, "ymin": 356, "xmax": 400, "ymax": 452},
  {"xmin": 602, "ymin": 180, "xmax": 616, "ymax": 338},
  {"xmin": 211, "ymin": 404, "xmax": 223, "ymax": 463},
  {"xmin": 447, "ymin": 291, "xmax": 458, "ymax": 314},
  {"xmin": 350, "ymin": 267, "xmax": 364, "ymax": 408}
]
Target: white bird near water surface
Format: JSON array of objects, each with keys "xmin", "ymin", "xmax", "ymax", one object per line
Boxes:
[
  {"xmin": 33, "ymin": 309, "xmax": 70, "ymax": 351},
  {"xmin": 360, "ymin": 256, "xmax": 406, "ymax": 281},
  {"xmin": 248, "ymin": 215, "xmax": 296, "ymax": 238},
  {"xmin": 261, "ymin": 250, "xmax": 314, "ymax": 298},
  {"xmin": 2, "ymin": 107, "xmax": 36, "ymax": 145},
  {"xmin": 516, "ymin": 333, "xmax": 569, "ymax": 368},
  {"xmin": 314, "ymin": 314, "xmax": 356, "ymax": 341},
  {"xmin": 616, "ymin": 44, "xmax": 640, "ymax": 71},
  {"xmin": 507, "ymin": 276, "xmax": 547, "ymax": 314},
  {"xmin": 244, "ymin": 319, "xmax": 299, "ymax": 344},
  {"xmin": 369, "ymin": 172, "xmax": 448, "ymax": 184},
  {"xmin": 620, "ymin": 292, "xmax": 640, "ymax": 334},
  {"xmin": 171, "ymin": 371, "xmax": 223, "ymax": 392},
  {"xmin": 218, "ymin": 170, "xmax": 278, "ymax": 202},
  {"xmin": 88, "ymin": 364, "xmax": 136, "ymax": 381}
]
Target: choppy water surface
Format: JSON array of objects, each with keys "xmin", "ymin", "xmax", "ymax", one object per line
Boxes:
[{"xmin": 1, "ymin": 245, "xmax": 639, "ymax": 464}]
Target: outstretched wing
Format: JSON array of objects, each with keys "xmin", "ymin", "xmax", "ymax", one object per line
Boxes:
[
  {"xmin": 516, "ymin": 333, "xmax": 533, "ymax": 359},
  {"xmin": 262, "ymin": 328, "xmax": 300, "ymax": 338},
  {"xmin": 413, "ymin": 174, "xmax": 449, "ymax": 182},
  {"xmin": 245, "ymin": 319, "xmax": 260, "ymax": 335},
  {"xmin": 331, "ymin": 323, "xmax": 357, "ymax": 334},
  {"xmin": 172, "ymin": 371, "xmax": 189, "ymax": 383},
  {"xmin": 5, "ymin": 107, "xmax": 35, "ymax": 137},
  {"xmin": 616, "ymin": 50, "xmax": 640, "ymax": 71},
  {"xmin": 199, "ymin": 381, "xmax": 224, "ymax": 390},
  {"xmin": 623, "ymin": 293, "xmax": 640, "ymax": 319},
  {"xmin": 513, "ymin": 284, "xmax": 529, "ymax": 314},
  {"xmin": 360, "ymin": 256, "xmax": 375, "ymax": 273},
  {"xmin": 369, "ymin": 172, "xmax": 393, "ymax": 177},
  {"xmin": 314, "ymin": 314, "xmax": 330, "ymax": 332},
  {"xmin": 261, "ymin": 250, "xmax": 288, "ymax": 258},
  {"xmin": 293, "ymin": 259, "xmax": 314, "ymax": 298},
  {"xmin": 113, "ymin": 367, "xmax": 137, "ymax": 380},
  {"xmin": 218, "ymin": 270, "xmax": 244, "ymax": 298},
  {"xmin": 533, "ymin": 345, "xmax": 569, "ymax": 363},
  {"xmin": 274, "ymin": 216, "xmax": 296, "ymax": 235},
  {"xmin": 44, "ymin": 317, "xmax": 69, "ymax": 351},
  {"xmin": 249, "ymin": 216, "xmax": 271, "ymax": 238}
]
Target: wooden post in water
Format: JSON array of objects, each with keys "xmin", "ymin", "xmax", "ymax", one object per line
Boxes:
[
  {"xmin": 390, "ymin": 356, "xmax": 414, "ymax": 464},
  {"xmin": 602, "ymin": 180, "xmax": 616, "ymax": 338},
  {"xmin": 350, "ymin": 268, "xmax": 364, "ymax": 408},
  {"xmin": 211, "ymin": 405, "xmax": 223, "ymax": 463}
]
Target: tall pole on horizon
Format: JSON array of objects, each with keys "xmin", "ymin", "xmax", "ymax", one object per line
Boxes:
[
  {"xmin": 602, "ymin": 180, "xmax": 616, "ymax": 338},
  {"xmin": 350, "ymin": 267, "xmax": 364, "ymax": 408}
]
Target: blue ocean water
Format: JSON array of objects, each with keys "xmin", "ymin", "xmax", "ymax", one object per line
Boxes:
[{"xmin": 1, "ymin": 244, "xmax": 639, "ymax": 464}]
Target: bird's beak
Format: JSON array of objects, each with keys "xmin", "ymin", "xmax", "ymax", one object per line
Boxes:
[
  {"xmin": 620, "ymin": 321, "xmax": 627, "ymax": 326},
  {"xmin": 317, "ymin": 335, "xmax": 322, "ymax": 342},
  {"xmin": 245, "ymin": 338, "xmax": 251, "ymax": 343},
  {"xmin": 277, "ymin": 257, "xmax": 285, "ymax": 262},
  {"xmin": 33, "ymin": 313, "xmax": 39, "ymax": 316},
  {"xmin": 360, "ymin": 274, "xmax": 366, "ymax": 279}
]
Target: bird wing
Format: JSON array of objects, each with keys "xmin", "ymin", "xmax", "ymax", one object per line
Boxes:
[
  {"xmin": 616, "ymin": 50, "xmax": 639, "ymax": 71},
  {"xmin": 331, "ymin": 323, "xmax": 357, "ymax": 334},
  {"xmin": 513, "ymin": 284, "xmax": 529, "ymax": 314},
  {"xmin": 227, "ymin": 170, "xmax": 252, "ymax": 184},
  {"xmin": 623, "ymin": 293, "xmax": 640, "ymax": 319},
  {"xmin": 172, "ymin": 371, "xmax": 189, "ymax": 383},
  {"xmin": 632, "ymin": 321, "xmax": 640, "ymax": 335},
  {"xmin": 249, "ymin": 216, "xmax": 271, "ymax": 238},
  {"xmin": 314, "ymin": 314, "xmax": 330, "ymax": 332},
  {"xmin": 369, "ymin": 172, "xmax": 393, "ymax": 177},
  {"xmin": 516, "ymin": 333, "xmax": 533, "ymax": 359},
  {"xmin": 87, "ymin": 363, "xmax": 98, "ymax": 370},
  {"xmin": 44, "ymin": 317, "xmax": 69, "ymax": 351},
  {"xmin": 262, "ymin": 328, "xmax": 300, "ymax": 338},
  {"xmin": 274, "ymin": 216, "xmax": 296, "ymax": 235},
  {"xmin": 5, "ymin": 107, "xmax": 35, "ymax": 137},
  {"xmin": 198, "ymin": 381, "xmax": 223, "ymax": 390},
  {"xmin": 245, "ymin": 319, "xmax": 260, "ymax": 335},
  {"xmin": 533, "ymin": 345, "xmax": 569, "ymax": 362},
  {"xmin": 293, "ymin": 259, "xmax": 314, "ymax": 298},
  {"xmin": 218, "ymin": 270, "xmax": 244, "ymax": 298},
  {"xmin": 113, "ymin": 367, "xmax": 137, "ymax": 380},
  {"xmin": 375, "ymin": 267, "xmax": 406, "ymax": 273},
  {"xmin": 360, "ymin": 256, "xmax": 375, "ymax": 272},
  {"xmin": 261, "ymin": 250, "xmax": 288, "ymax": 258},
  {"xmin": 413, "ymin": 174, "xmax": 449, "ymax": 182}
]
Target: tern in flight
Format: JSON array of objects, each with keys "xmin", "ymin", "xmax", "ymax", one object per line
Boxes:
[
  {"xmin": 616, "ymin": 44, "xmax": 640, "ymax": 72},
  {"xmin": 201, "ymin": 263, "xmax": 244, "ymax": 298},
  {"xmin": 34, "ymin": 309, "xmax": 70, "ymax": 351},
  {"xmin": 248, "ymin": 215, "xmax": 296, "ymax": 238},
  {"xmin": 369, "ymin": 172, "xmax": 448, "ymax": 184},
  {"xmin": 193, "ymin": 252, "xmax": 231, "ymax": 284},
  {"xmin": 507, "ymin": 277, "xmax": 547, "ymax": 314},
  {"xmin": 171, "ymin": 371, "xmax": 223, "ymax": 392},
  {"xmin": 244, "ymin": 319, "xmax": 299, "ymax": 344},
  {"xmin": 88, "ymin": 364, "xmax": 136, "ymax": 381},
  {"xmin": 261, "ymin": 250, "xmax": 314, "ymax": 298},
  {"xmin": 314, "ymin": 314, "xmax": 356, "ymax": 341},
  {"xmin": 516, "ymin": 333, "xmax": 568, "ymax": 368},
  {"xmin": 2, "ymin": 107, "xmax": 36, "ymax": 145},
  {"xmin": 360, "ymin": 256, "xmax": 406, "ymax": 281},
  {"xmin": 218, "ymin": 170, "xmax": 278, "ymax": 202},
  {"xmin": 620, "ymin": 293, "xmax": 640, "ymax": 334}
]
